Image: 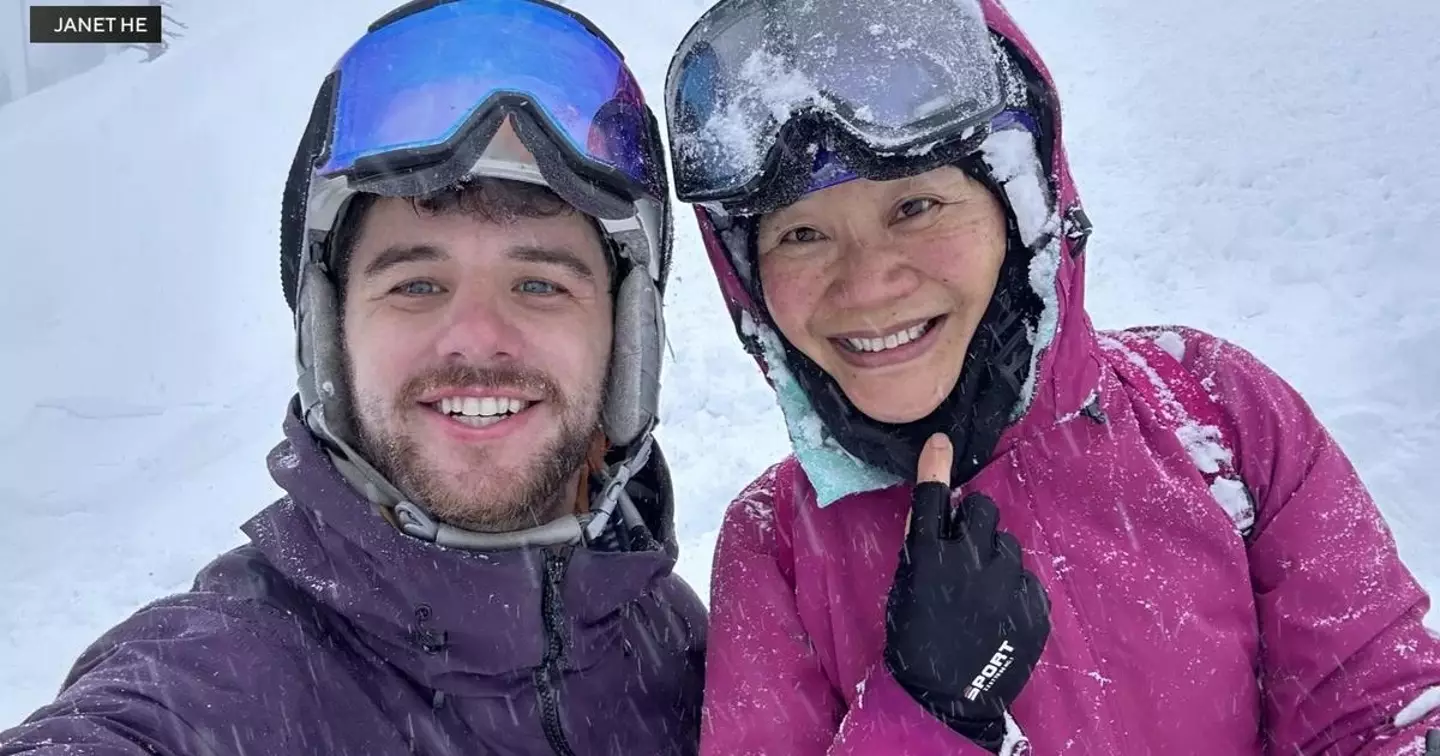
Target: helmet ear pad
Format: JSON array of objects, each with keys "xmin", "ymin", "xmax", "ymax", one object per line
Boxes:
[
  {"xmin": 603, "ymin": 264, "xmax": 664, "ymax": 448},
  {"xmin": 295, "ymin": 258, "xmax": 361, "ymax": 455}
]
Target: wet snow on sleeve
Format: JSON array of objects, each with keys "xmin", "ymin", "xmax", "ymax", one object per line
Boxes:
[
  {"xmin": 1100, "ymin": 334, "xmax": 1230, "ymax": 468},
  {"xmin": 999, "ymin": 711, "xmax": 1030, "ymax": 756},
  {"xmin": 1175, "ymin": 421, "xmax": 1233, "ymax": 475},
  {"xmin": 1097, "ymin": 334, "xmax": 1255, "ymax": 533},
  {"xmin": 1209, "ymin": 477, "xmax": 1256, "ymax": 533},
  {"xmin": 1395, "ymin": 685, "xmax": 1440, "ymax": 728},
  {"xmin": 1152, "ymin": 330, "xmax": 1187, "ymax": 361},
  {"xmin": 731, "ymin": 465, "xmax": 779, "ymax": 534}
]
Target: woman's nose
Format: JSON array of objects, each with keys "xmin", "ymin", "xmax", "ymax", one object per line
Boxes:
[{"xmin": 826, "ymin": 236, "xmax": 920, "ymax": 312}]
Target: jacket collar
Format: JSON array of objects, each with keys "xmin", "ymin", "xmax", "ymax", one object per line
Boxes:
[{"xmin": 243, "ymin": 401, "xmax": 678, "ymax": 690}]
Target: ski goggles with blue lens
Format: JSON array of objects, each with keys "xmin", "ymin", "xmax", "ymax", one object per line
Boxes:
[
  {"xmin": 665, "ymin": 0, "xmax": 1008, "ymax": 214},
  {"xmin": 301, "ymin": 0, "xmax": 669, "ymax": 282}
]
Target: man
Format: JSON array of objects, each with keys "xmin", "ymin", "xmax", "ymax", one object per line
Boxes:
[{"xmin": 0, "ymin": 1, "xmax": 706, "ymax": 753}]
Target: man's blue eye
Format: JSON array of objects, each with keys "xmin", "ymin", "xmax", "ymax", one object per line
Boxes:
[
  {"xmin": 519, "ymin": 280, "xmax": 560, "ymax": 295},
  {"xmin": 395, "ymin": 280, "xmax": 440, "ymax": 296}
]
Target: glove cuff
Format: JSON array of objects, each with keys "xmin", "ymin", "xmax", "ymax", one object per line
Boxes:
[{"xmin": 896, "ymin": 681, "xmax": 1008, "ymax": 752}]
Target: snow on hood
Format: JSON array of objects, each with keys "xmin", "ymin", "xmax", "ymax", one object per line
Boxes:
[{"xmin": 693, "ymin": 0, "xmax": 1100, "ymax": 504}]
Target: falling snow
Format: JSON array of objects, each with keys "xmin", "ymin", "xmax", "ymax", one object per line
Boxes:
[{"xmin": 0, "ymin": 0, "xmax": 1436, "ymax": 747}]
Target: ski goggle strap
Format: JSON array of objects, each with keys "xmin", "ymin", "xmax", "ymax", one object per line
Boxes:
[
  {"xmin": 665, "ymin": 0, "xmax": 1003, "ymax": 206},
  {"xmin": 804, "ymin": 145, "xmax": 860, "ymax": 195},
  {"xmin": 315, "ymin": 0, "xmax": 662, "ymax": 202},
  {"xmin": 797, "ymin": 105, "xmax": 1037, "ymax": 199}
]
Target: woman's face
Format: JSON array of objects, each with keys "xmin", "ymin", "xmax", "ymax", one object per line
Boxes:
[{"xmin": 756, "ymin": 166, "xmax": 1009, "ymax": 424}]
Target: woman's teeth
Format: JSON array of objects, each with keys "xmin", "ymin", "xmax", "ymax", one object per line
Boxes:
[
  {"xmin": 436, "ymin": 396, "xmax": 531, "ymax": 428},
  {"xmin": 841, "ymin": 320, "xmax": 934, "ymax": 353}
]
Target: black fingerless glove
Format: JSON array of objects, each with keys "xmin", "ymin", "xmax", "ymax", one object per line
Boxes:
[{"xmin": 884, "ymin": 486, "xmax": 1051, "ymax": 752}]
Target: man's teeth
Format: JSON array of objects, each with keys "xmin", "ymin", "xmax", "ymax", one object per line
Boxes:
[
  {"xmin": 437, "ymin": 396, "xmax": 531, "ymax": 421},
  {"xmin": 843, "ymin": 321, "xmax": 933, "ymax": 353}
]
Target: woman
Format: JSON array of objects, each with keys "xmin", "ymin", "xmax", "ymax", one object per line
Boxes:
[{"xmin": 663, "ymin": 0, "xmax": 1440, "ymax": 753}]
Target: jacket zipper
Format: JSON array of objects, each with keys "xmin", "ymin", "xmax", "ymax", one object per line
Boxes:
[{"xmin": 535, "ymin": 547, "xmax": 577, "ymax": 756}]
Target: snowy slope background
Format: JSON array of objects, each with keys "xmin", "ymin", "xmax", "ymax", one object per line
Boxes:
[{"xmin": 1, "ymin": 0, "xmax": 1436, "ymax": 725}]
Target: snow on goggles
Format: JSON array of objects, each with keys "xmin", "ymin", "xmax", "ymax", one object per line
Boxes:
[{"xmin": 665, "ymin": 0, "xmax": 1004, "ymax": 208}]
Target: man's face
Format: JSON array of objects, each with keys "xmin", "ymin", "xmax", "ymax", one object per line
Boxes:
[{"xmin": 341, "ymin": 192, "xmax": 613, "ymax": 532}]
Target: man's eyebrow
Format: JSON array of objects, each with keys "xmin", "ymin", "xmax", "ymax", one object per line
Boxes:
[
  {"xmin": 362, "ymin": 244, "xmax": 448, "ymax": 278},
  {"xmin": 508, "ymin": 245, "xmax": 596, "ymax": 281}
]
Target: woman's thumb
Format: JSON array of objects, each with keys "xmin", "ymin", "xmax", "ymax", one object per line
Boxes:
[
  {"xmin": 917, "ymin": 433, "xmax": 953, "ymax": 484},
  {"xmin": 906, "ymin": 433, "xmax": 954, "ymax": 541}
]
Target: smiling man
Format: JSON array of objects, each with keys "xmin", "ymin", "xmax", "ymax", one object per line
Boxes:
[
  {"xmin": 339, "ymin": 180, "xmax": 620, "ymax": 536},
  {"xmin": 0, "ymin": 2, "xmax": 706, "ymax": 754}
]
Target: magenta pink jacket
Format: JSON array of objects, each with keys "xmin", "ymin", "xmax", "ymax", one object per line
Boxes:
[{"xmin": 689, "ymin": 1, "xmax": 1440, "ymax": 753}]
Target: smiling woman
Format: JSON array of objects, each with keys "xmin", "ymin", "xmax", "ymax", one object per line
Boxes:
[{"xmin": 756, "ymin": 164, "xmax": 1012, "ymax": 426}]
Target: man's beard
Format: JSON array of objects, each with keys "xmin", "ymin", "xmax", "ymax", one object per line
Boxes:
[{"xmin": 351, "ymin": 360, "xmax": 603, "ymax": 533}]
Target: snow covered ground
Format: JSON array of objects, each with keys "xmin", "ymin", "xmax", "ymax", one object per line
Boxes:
[{"xmin": 1, "ymin": 0, "xmax": 1436, "ymax": 726}]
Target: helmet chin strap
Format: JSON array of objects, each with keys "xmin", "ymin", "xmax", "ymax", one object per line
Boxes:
[
  {"xmin": 389, "ymin": 433, "xmax": 654, "ymax": 550},
  {"xmin": 392, "ymin": 500, "xmax": 584, "ymax": 550},
  {"xmin": 317, "ymin": 363, "xmax": 657, "ymax": 552}
]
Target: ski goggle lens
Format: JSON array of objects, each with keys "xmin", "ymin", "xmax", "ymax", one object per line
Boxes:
[
  {"xmin": 317, "ymin": 0, "xmax": 659, "ymax": 195},
  {"xmin": 665, "ymin": 0, "xmax": 1003, "ymax": 204}
]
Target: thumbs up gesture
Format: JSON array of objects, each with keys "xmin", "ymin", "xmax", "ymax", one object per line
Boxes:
[{"xmin": 884, "ymin": 433, "xmax": 1052, "ymax": 751}]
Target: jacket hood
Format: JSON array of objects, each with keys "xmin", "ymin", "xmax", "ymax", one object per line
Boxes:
[
  {"xmin": 241, "ymin": 398, "xmax": 687, "ymax": 687},
  {"xmin": 694, "ymin": 0, "xmax": 1101, "ymax": 505}
]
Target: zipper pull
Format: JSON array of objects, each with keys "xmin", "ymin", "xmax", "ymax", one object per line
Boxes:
[{"xmin": 411, "ymin": 604, "xmax": 448, "ymax": 655}]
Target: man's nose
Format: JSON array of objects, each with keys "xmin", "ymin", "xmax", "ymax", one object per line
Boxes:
[{"xmin": 431, "ymin": 287, "xmax": 525, "ymax": 364}]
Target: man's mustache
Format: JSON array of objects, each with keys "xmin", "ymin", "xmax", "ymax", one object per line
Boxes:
[{"xmin": 399, "ymin": 363, "xmax": 561, "ymax": 405}]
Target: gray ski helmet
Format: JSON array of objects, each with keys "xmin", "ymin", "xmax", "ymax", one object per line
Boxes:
[{"xmin": 275, "ymin": 0, "xmax": 673, "ymax": 547}]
